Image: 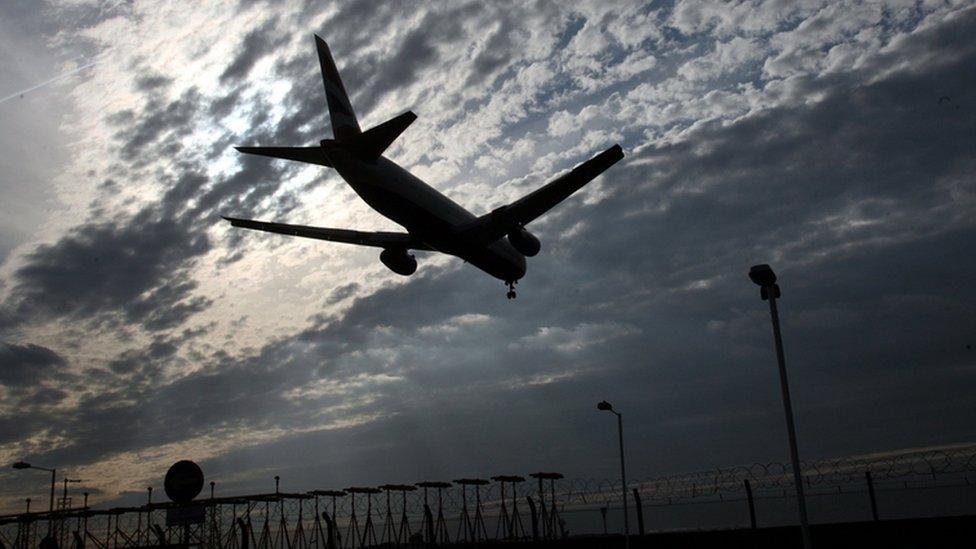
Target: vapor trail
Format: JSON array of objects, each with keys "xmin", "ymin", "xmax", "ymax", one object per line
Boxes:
[{"xmin": 0, "ymin": 61, "xmax": 96, "ymax": 105}]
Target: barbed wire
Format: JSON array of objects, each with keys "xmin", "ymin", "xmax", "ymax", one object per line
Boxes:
[
  {"xmin": 1, "ymin": 445, "xmax": 974, "ymax": 549},
  {"xmin": 557, "ymin": 445, "xmax": 976, "ymax": 507}
]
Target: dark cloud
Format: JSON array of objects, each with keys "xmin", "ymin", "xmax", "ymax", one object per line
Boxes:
[
  {"xmin": 134, "ymin": 73, "xmax": 173, "ymax": 92},
  {"xmin": 465, "ymin": 16, "xmax": 518, "ymax": 87},
  {"xmin": 109, "ymin": 87, "xmax": 202, "ymax": 164},
  {"xmin": 325, "ymin": 282, "xmax": 359, "ymax": 304},
  {"xmin": 208, "ymin": 86, "xmax": 243, "ymax": 118},
  {"xmin": 8, "ymin": 211, "xmax": 210, "ymax": 332},
  {"xmin": 3, "ymin": 51, "xmax": 317, "ymax": 335},
  {"xmin": 219, "ymin": 17, "xmax": 286, "ymax": 83},
  {"xmin": 0, "ymin": 342, "xmax": 65, "ymax": 387}
]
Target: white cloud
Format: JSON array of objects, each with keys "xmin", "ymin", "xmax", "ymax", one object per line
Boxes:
[{"xmin": 511, "ymin": 321, "xmax": 641, "ymax": 353}]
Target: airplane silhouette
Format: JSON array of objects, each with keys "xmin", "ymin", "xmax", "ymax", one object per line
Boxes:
[{"xmin": 223, "ymin": 35, "xmax": 623, "ymax": 299}]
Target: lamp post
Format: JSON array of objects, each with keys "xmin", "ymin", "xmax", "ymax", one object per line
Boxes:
[
  {"xmin": 12, "ymin": 461, "xmax": 56, "ymax": 535},
  {"xmin": 748, "ymin": 264, "xmax": 812, "ymax": 549},
  {"xmin": 597, "ymin": 401, "xmax": 629, "ymax": 549}
]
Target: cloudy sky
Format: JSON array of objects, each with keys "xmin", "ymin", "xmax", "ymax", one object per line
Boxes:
[{"xmin": 0, "ymin": 0, "xmax": 974, "ymax": 511}]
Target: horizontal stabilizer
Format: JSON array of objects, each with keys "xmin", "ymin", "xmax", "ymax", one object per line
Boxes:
[
  {"xmin": 348, "ymin": 111, "xmax": 417, "ymax": 160},
  {"xmin": 222, "ymin": 216, "xmax": 433, "ymax": 250},
  {"xmin": 234, "ymin": 146, "xmax": 332, "ymax": 167}
]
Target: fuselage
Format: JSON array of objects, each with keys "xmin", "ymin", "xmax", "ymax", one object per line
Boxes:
[{"xmin": 323, "ymin": 146, "xmax": 527, "ymax": 283}]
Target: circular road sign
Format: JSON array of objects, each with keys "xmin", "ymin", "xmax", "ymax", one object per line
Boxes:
[{"xmin": 164, "ymin": 460, "xmax": 204, "ymax": 504}]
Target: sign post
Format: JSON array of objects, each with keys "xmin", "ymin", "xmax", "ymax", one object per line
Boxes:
[{"xmin": 163, "ymin": 460, "xmax": 206, "ymax": 545}]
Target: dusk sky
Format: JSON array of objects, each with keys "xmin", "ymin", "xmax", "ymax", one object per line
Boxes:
[{"xmin": 1, "ymin": 0, "xmax": 974, "ymax": 512}]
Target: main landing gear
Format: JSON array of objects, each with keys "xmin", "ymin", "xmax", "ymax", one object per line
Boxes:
[{"xmin": 505, "ymin": 280, "xmax": 518, "ymax": 299}]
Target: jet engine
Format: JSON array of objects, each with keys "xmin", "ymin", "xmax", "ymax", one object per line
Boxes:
[
  {"xmin": 507, "ymin": 227, "xmax": 541, "ymax": 257},
  {"xmin": 379, "ymin": 248, "xmax": 417, "ymax": 275}
]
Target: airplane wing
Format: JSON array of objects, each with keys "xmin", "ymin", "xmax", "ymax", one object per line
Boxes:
[
  {"xmin": 458, "ymin": 144, "xmax": 624, "ymax": 244},
  {"xmin": 222, "ymin": 216, "xmax": 434, "ymax": 250}
]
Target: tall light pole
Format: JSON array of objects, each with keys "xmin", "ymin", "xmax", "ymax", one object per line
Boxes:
[
  {"xmin": 597, "ymin": 401, "xmax": 629, "ymax": 549},
  {"xmin": 749, "ymin": 264, "xmax": 812, "ymax": 549},
  {"xmin": 12, "ymin": 461, "xmax": 56, "ymax": 536}
]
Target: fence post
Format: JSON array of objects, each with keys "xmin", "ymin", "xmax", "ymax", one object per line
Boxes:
[
  {"xmin": 526, "ymin": 497, "xmax": 539, "ymax": 541},
  {"xmin": 744, "ymin": 479, "xmax": 757, "ymax": 529},
  {"xmin": 423, "ymin": 505, "xmax": 434, "ymax": 546},
  {"xmin": 865, "ymin": 471, "xmax": 879, "ymax": 522},
  {"xmin": 631, "ymin": 489, "xmax": 645, "ymax": 536},
  {"xmin": 152, "ymin": 525, "xmax": 167, "ymax": 546},
  {"xmin": 237, "ymin": 518, "xmax": 250, "ymax": 549},
  {"xmin": 322, "ymin": 513, "xmax": 335, "ymax": 549}
]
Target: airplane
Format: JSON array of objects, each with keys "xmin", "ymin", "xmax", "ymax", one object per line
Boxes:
[{"xmin": 223, "ymin": 35, "xmax": 624, "ymax": 299}]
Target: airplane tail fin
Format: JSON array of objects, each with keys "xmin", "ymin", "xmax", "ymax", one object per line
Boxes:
[
  {"xmin": 235, "ymin": 38, "xmax": 415, "ymax": 167},
  {"xmin": 315, "ymin": 34, "xmax": 361, "ymax": 141}
]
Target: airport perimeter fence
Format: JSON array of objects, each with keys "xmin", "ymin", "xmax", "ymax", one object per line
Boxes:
[{"xmin": 1, "ymin": 445, "xmax": 974, "ymax": 549}]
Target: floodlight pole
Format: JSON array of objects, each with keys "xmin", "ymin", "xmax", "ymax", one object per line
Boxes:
[
  {"xmin": 615, "ymin": 411, "xmax": 629, "ymax": 549},
  {"xmin": 597, "ymin": 402, "xmax": 629, "ymax": 549},
  {"xmin": 750, "ymin": 265, "xmax": 812, "ymax": 549},
  {"xmin": 49, "ymin": 469, "xmax": 55, "ymax": 518},
  {"xmin": 12, "ymin": 463, "xmax": 56, "ymax": 535}
]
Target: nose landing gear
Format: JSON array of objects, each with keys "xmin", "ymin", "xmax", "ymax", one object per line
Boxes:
[{"xmin": 505, "ymin": 280, "xmax": 518, "ymax": 299}]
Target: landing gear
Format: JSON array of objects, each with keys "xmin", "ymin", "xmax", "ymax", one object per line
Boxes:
[{"xmin": 505, "ymin": 280, "xmax": 517, "ymax": 300}]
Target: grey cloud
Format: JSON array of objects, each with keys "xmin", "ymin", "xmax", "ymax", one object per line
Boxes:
[
  {"xmin": 109, "ymin": 87, "xmax": 202, "ymax": 164},
  {"xmin": 4, "ymin": 45, "xmax": 323, "ymax": 335},
  {"xmin": 30, "ymin": 386, "xmax": 68, "ymax": 405},
  {"xmin": 464, "ymin": 15, "xmax": 519, "ymax": 88},
  {"xmin": 325, "ymin": 282, "xmax": 359, "ymax": 305},
  {"xmin": 8, "ymin": 211, "xmax": 210, "ymax": 332},
  {"xmin": 134, "ymin": 73, "xmax": 173, "ymax": 92},
  {"xmin": 220, "ymin": 17, "xmax": 286, "ymax": 83},
  {"xmin": 208, "ymin": 86, "xmax": 243, "ymax": 118},
  {"xmin": 352, "ymin": 18, "xmax": 440, "ymax": 107},
  {"xmin": 319, "ymin": 2, "xmax": 481, "ymax": 119},
  {"xmin": 0, "ymin": 342, "xmax": 66, "ymax": 387}
]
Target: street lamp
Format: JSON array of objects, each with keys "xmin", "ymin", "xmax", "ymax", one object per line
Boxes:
[
  {"xmin": 12, "ymin": 461, "xmax": 56, "ymax": 535},
  {"xmin": 597, "ymin": 401, "xmax": 629, "ymax": 549},
  {"xmin": 749, "ymin": 264, "xmax": 812, "ymax": 549}
]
